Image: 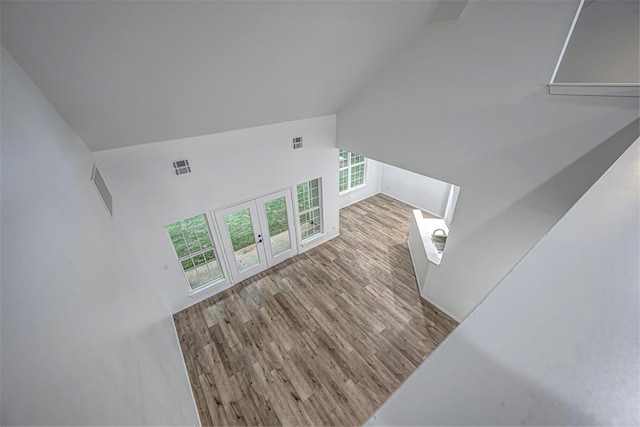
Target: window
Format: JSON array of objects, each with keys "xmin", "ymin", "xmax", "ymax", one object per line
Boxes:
[
  {"xmin": 166, "ymin": 214, "xmax": 223, "ymax": 291},
  {"xmin": 297, "ymin": 178, "xmax": 323, "ymax": 241},
  {"xmin": 339, "ymin": 150, "xmax": 366, "ymax": 193}
]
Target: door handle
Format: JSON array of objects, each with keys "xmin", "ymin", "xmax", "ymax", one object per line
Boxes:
[{"xmin": 257, "ymin": 234, "xmax": 263, "ymax": 244}]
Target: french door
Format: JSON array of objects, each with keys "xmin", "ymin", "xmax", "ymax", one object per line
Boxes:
[
  {"xmin": 214, "ymin": 189, "xmax": 297, "ymax": 283},
  {"xmin": 255, "ymin": 190, "xmax": 297, "ymax": 266}
]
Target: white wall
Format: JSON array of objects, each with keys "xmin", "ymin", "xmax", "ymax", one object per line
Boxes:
[
  {"xmin": 442, "ymin": 184, "xmax": 460, "ymax": 225},
  {"xmin": 0, "ymin": 48, "xmax": 198, "ymax": 425},
  {"xmin": 339, "ymin": 158, "xmax": 383, "ymax": 208},
  {"xmin": 380, "ymin": 163, "xmax": 453, "ymax": 218},
  {"xmin": 94, "ymin": 115, "xmax": 339, "ymax": 313},
  {"xmin": 340, "ymin": 157, "xmax": 460, "ymax": 226},
  {"xmin": 337, "ymin": 0, "xmax": 639, "ymax": 320},
  {"xmin": 553, "ymin": 0, "xmax": 639, "ymax": 84},
  {"xmin": 338, "ymin": 157, "xmax": 455, "ymax": 217},
  {"xmin": 367, "ymin": 139, "xmax": 640, "ymax": 426}
]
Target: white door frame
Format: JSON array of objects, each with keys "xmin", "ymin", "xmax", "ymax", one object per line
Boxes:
[
  {"xmin": 214, "ymin": 199, "xmax": 268, "ymax": 283},
  {"xmin": 213, "ymin": 189, "xmax": 299, "ymax": 284},
  {"xmin": 256, "ymin": 188, "xmax": 298, "ymax": 267}
]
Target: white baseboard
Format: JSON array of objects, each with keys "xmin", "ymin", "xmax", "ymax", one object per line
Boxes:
[
  {"xmin": 173, "ymin": 279, "xmax": 236, "ymax": 314},
  {"xmin": 420, "ymin": 294, "xmax": 461, "ymax": 323},
  {"xmin": 299, "ymin": 231, "xmax": 340, "ymax": 253},
  {"xmin": 339, "ymin": 190, "xmax": 382, "ymax": 209},
  {"xmin": 379, "ymin": 190, "xmax": 442, "ymax": 219}
]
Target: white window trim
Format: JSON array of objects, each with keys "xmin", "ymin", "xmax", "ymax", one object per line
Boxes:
[
  {"xmin": 295, "ymin": 178, "xmax": 324, "ymax": 243},
  {"xmin": 339, "ymin": 152, "xmax": 367, "ymax": 195},
  {"xmin": 165, "ymin": 213, "xmax": 229, "ymax": 296}
]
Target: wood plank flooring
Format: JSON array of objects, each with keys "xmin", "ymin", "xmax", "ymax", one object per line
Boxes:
[{"xmin": 174, "ymin": 194, "xmax": 458, "ymax": 426}]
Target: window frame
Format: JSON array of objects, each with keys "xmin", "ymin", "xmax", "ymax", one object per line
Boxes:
[
  {"xmin": 295, "ymin": 178, "xmax": 324, "ymax": 243},
  {"xmin": 339, "ymin": 150, "xmax": 367, "ymax": 194},
  {"xmin": 165, "ymin": 212, "xmax": 227, "ymax": 295}
]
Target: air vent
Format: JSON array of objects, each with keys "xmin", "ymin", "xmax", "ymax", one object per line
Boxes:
[
  {"xmin": 292, "ymin": 136, "xmax": 303, "ymax": 150},
  {"xmin": 90, "ymin": 164, "xmax": 113, "ymax": 216},
  {"xmin": 172, "ymin": 159, "xmax": 191, "ymax": 176}
]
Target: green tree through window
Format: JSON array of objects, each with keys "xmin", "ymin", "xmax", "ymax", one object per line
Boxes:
[{"xmin": 167, "ymin": 214, "xmax": 223, "ymax": 290}]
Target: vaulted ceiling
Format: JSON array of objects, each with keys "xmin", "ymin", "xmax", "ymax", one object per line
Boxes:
[{"xmin": 1, "ymin": 1, "xmax": 466, "ymax": 151}]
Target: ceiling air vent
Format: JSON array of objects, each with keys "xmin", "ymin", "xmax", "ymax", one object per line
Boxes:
[
  {"xmin": 90, "ymin": 164, "xmax": 113, "ymax": 216},
  {"xmin": 292, "ymin": 136, "xmax": 303, "ymax": 150},
  {"xmin": 172, "ymin": 159, "xmax": 191, "ymax": 176}
]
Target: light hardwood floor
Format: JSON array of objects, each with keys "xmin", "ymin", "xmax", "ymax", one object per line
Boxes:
[{"xmin": 174, "ymin": 194, "xmax": 458, "ymax": 426}]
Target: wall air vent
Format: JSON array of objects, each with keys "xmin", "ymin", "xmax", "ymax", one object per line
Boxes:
[
  {"xmin": 292, "ymin": 136, "xmax": 303, "ymax": 150},
  {"xmin": 172, "ymin": 159, "xmax": 191, "ymax": 176},
  {"xmin": 90, "ymin": 164, "xmax": 113, "ymax": 216}
]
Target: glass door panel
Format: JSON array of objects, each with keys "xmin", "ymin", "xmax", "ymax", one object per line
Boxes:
[
  {"xmin": 215, "ymin": 201, "xmax": 267, "ymax": 282},
  {"xmin": 257, "ymin": 189, "xmax": 297, "ymax": 266},
  {"xmin": 265, "ymin": 197, "xmax": 291, "ymax": 257},
  {"xmin": 224, "ymin": 208, "xmax": 260, "ymax": 272}
]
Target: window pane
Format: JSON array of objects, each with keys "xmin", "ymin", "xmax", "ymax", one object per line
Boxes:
[
  {"xmin": 351, "ymin": 164, "xmax": 365, "ymax": 187},
  {"xmin": 181, "ymin": 258, "xmax": 195, "ymax": 271},
  {"xmin": 225, "ymin": 209, "xmax": 255, "ymax": 252},
  {"xmin": 297, "ymin": 179, "xmax": 320, "ymax": 212},
  {"xmin": 309, "ymin": 194, "xmax": 319, "ymax": 209},
  {"xmin": 264, "ymin": 197, "xmax": 288, "ymax": 237},
  {"xmin": 185, "ymin": 228, "xmax": 201, "ymax": 253},
  {"xmin": 309, "ymin": 179, "xmax": 320, "ymax": 208},
  {"xmin": 205, "ymin": 255, "xmax": 223, "ymax": 283},
  {"xmin": 198, "ymin": 236, "xmax": 212, "ymax": 250},
  {"xmin": 185, "ymin": 267, "xmax": 199, "ymax": 289},
  {"xmin": 339, "ymin": 150, "xmax": 349, "ymax": 168},
  {"xmin": 167, "ymin": 223, "xmax": 181, "ymax": 243},
  {"xmin": 195, "ymin": 218, "xmax": 212, "ymax": 248},
  {"xmin": 264, "ymin": 197, "xmax": 292, "ymax": 257},
  {"xmin": 168, "ymin": 224, "xmax": 189, "ymax": 257},
  {"xmin": 350, "ymin": 152, "xmax": 365, "ymax": 165},
  {"xmin": 224, "ymin": 208, "xmax": 261, "ymax": 273},
  {"xmin": 300, "ymin": 207, "xmax": 321, "ymax": 241},
  {"xmin": 203, "ymin": 249, "xmax": 215, "ymax": 262},
  {"xmin": 187, "ymin": 216, "xmax": 206, "ymax": 252},
  {"xmin": 167, "ymin": 214, "xmax": 213, "ymax": 257},
  {"xmin": 183, "ymin": 215, "xmax": 200, "ymax": 232},
  {"xmin": 297, "ymin": 179, "xmax": 322, "ymax": 241},
  {"xmin": 297, "ymin": 182, "xmax": 310, "ymax": 212},
  {"xmin": 339, "ymin": 169, "xmax": 349, "ymax": 192},
  {"xmin": 192, "ymin": 252, "xmax": 206, "ymax": 268},
  {"xmin": 196, "ymin": 250, "xmax": 222, "ymax": 286},
  {"xmin": 174, "ymin": 242, "xmax": 189, "ymax": 258},
  {"xmin": 195, "ymin": 264, "xmax": 211, "ymax": 288}
]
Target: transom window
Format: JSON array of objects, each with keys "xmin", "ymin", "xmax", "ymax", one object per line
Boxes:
[
  {"xmin": 166, "ymin": 214, "xmax": 223, "ymax": 290},
  {"xmin": 297, "ymin": 178, "xmax": 323, "ymax": 241},
  {"xmin": 339, "ymin": 150, "xmax": 366, "ymax": 193}
]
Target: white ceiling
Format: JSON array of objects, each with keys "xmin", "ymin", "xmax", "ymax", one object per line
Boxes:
[{"xmin": 1, "ymin": 1, "xmax": 464, "ymax": 151}]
